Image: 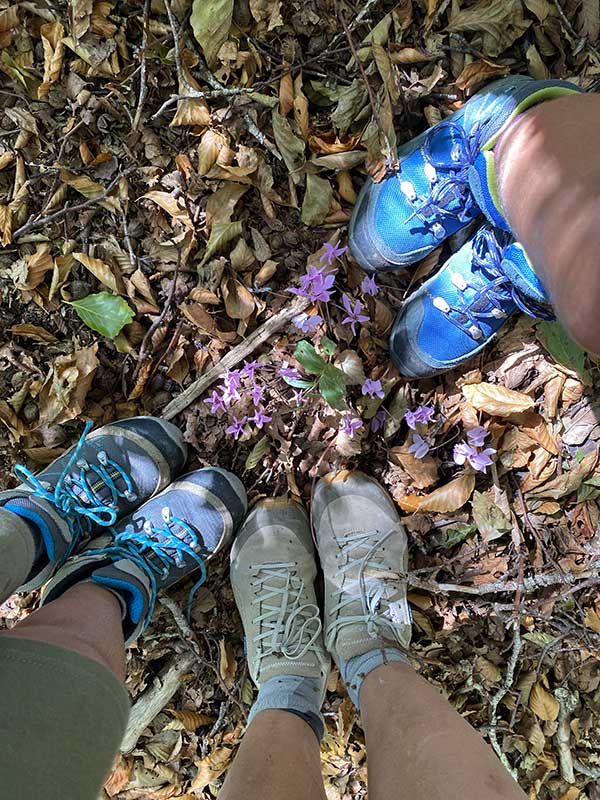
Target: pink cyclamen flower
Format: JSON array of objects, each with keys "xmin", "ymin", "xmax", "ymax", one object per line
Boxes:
[
  {"xmin": 252, "ymin": 408, "xmax": 272, "ymax": 429},
  {"xmin": 289, "ymin": 264, "xmax": 335, "ymax": 303},
  {"xmin": 341, "ymin": 294, "xmax": 370, "ymax": 336},
  {"xmin": 279, "ymin": 363, "xmax": 302, "ymax": 381},
  {"xmin": 341, "ymin": 417, "xmax": 363, "ymax": 438},
  {"xmin": 469, "ymin": 448, "xmax": 496, "ymax": 473},
  {"xmin": 404, "ymin": 406, "xmax": 435, "ymax": 430},
  {"xmin": 204, "ymin": 390, "xmax": 226, "ymax": 414},
  {"xmin": 226, "ymin": 416, "xmax": 248, "ymax": 440},
  {"xmin": 241, "ymin": 360, "xmax": 262, "ymax": 379},
  {"xmin": 291, "ymin": 390, "xmax": 305, "ymax": 406},
  {"xmin": 361, "ymin": 275, "xmax": 378, "ymax": 296},
  {"xmin": 361, "ymin": 378, "xmax": 385, "ymax": 399},
  {"xmin": 292, "ymin": 312, "xmax": 323, "ymax": 333},
  {"xmin": 249, "ymin": 384, "xmax": 265, "ymax": 406},
  {"xmin": 408, "ymin": 433, "xmax": 430, "ymax": 459},
  {"xmin": 320, "ymin": 240, "xmax": 347, "ymax": 265},
  {"xmin": 453, "ymin": 442, "xmax": 496, "ymax": 473},
  {"xmin": 223, "ymin": 369, "xmax": 242, "ymax": 392},
  {"xmin": 371, "ymin": 408, "xmax": 386, "ymax": 433},
  {"xmin": 466, "ymin": 426, "xmax": 488, "ymax": 448}
]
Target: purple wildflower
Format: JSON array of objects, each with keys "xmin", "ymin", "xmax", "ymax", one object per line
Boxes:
[
  {"xmin": 225, "ymin": 416, "xmax": 248, "ymax": 440},
  {"xmin": 341, "ymin": 417, "xmax": 363, "ymax": 438},
  {"xmin": 279, "ymin": 362, "xmax": 302, "ymax": 381},
  {"xmin": 320, "ymin": 241, "xmax": 347, "ymax": 265},
  {"xmin": 251, "ymin": 408, "xmax": 272, "ymax": 429},
  {"xmin": 453, "ymin": 441, "xmax": 496, "ymax": 473},
  {"xmin": 291, "ymin": 390, "xmax": 305, "ymax": 406},
  {"xmin": 292, "ymin": 312, "xmax": 323, "ymax": 333},
  {"xmin": 404, "ymin": 406, "xmax": 435, "ymax": 430},
  {"xmin": 220, "ymin": 385, "xmax": 240, "ymax": 405},
  {"xmin": 361, "ymin": 275, "xmax": 378, "ymax": 296},
  {"xmin": 223, "ymin": 369, "xmax": 242, "ymax": 392},
  {"xmin": 466, "ymin": 426, "xmax": 488, "ymax": 448},
  {"xmin": 249, "ymin": 384, "xmax": 265, "ymax": 405},
  {"xmin": 241, "ymin": 360, "xmax": 262, "ymax": 379},
  {"xmin": 408, "ymin": 433, "xmax": 430, "ymax": 459},
  {"xmin": 341, "ymin": 294, "xmax": 370, "ymax": 336},
  {"xmin": 361, "ymin": 378, "xmax": 385, "ymax": 399},
  {"xmin": 371, "ymin": 408, "xmax": 386, "ymax": 433},
  {"xmin": 204, "ymin": 390, "xmax": 226, "ymax": 414},
  {"xmin": 289, "ymin": 263, "xmax": 335, "ymax": 303}
]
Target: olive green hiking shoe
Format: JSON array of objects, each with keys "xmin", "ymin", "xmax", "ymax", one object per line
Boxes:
[
  {"xmin": 230, "ymin": 498, "xmax": 330, "ymax": 687},
  {"xmin": 312, "ymin": 470, "xmax": 412, "ymax": 667}
]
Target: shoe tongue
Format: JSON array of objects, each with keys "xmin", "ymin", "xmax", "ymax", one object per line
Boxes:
[
  {"xmin": 501, "ymin": 242, "xmax": 550, "ymax": 305},
  {"xmin": 468, "ymin": 151, "xmax": 511, "ymax": 231}
]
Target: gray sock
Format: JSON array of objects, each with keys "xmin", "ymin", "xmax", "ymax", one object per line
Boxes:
[
  {"xmin": 0, "ymin": 507, "xmax": 37, "ymax": 602},
  {"xmin": 248, "ymin": 675, "xmax": 325, "ymax": 742},
  {"xmin": 339, "ymin": 648, "xmax": 409, "ymax": 709}
]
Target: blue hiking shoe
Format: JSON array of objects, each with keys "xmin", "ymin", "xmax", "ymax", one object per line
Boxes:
[
  {"xmin": 0, "ymin": 417, "xmax": 187, "ymax": 592},
  {"xmin": 349, "ymin": 75, "xmax": 581, "ymax": 272},
  {"xmin": 389, "ymin": 227, "xmax": 554, "ymax": 378},
  {"xmin": 40, "ymin": 468, "xmax": 248, "ymax": 644}
]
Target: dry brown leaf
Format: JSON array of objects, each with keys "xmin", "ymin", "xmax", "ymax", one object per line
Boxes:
[
  {"xmin": 198, "ymin": 129, "xmax": 228, "ymax": 175},
  {"xmin": 21, "ymin": 246, "xmax": 54, "ymax": 290},
  {"xmin": 190, "ymin": 747, "xmax": 233, "ymax": 792},
  {"xmin": 38, "ymin": 345, "xmax": 99, "ymax": 426},
  {"xmin": 73, "ymin": 252, "xmax": 118, "ymax": 293},
  {"xmin": 254, "ymin": 259, "xmax": 278, "ymax": 286},
  {"xmin": 454, "ymin": 59, "xmax": 509, "ymax": 94},
  {"xmin": 0, "ymin": 399, "xmax": 26, "ymax": 443},
  {"xmin": 293, "ymin": 73, "xmax": 309, "ymax": 140},
  {"xmin": 390, "ymin": 444, "xmax": 439, "ymax": 489},
  {"xmin": 529, "ymin": 682, "xmax": 560, "ymax": 721},
  {"xmin": 10, "ymin": 324, "xmax": 58, "ymax": 343},
  {"xmin": 583, "ymin": 607, "xmax": 600, "ymax": 634},
  {"xmin": 0, "ymin": 204, "xmax": 12, "ymax": 245},
  {"xmin": 447, "ymin": 0, "xmax": 531, "ymax": 57},
  {"xmin": 462, "ymin": 382, "xmax": 534, "ymax": 417},
  {"xmin": 22, "ymin": 446, "xmax": 65, "ymax": 465},
  {"xmin": 0, "ymin": 5, "xmax": 19, "ymax": 33},
  {"xmin": 401, "ymin": 471, "xmax": 476, "ymax": 513},
  {"xmin": 168, "ymin": 709, "xmax": 215, "ymax": 731},
  {"xmin": 104, "ymin": 755, "xmax": 133, "ymax": 797},
  {"xmin": 222, "ymin": 276, "xmax": 255, "ymax": 320},
  {"xmin": 279, "ymin": 70, "xmax": 294, "ymax": 116},
  {"xmin": 38, "ymin": 21, "xmax": 65, "ymax": 99},
  {"xmin": 520, "ymin": 412, "xmax": 559, "ymax": 455},
  {"xmin": 390, "ymin": 46, "xmax": 434, "ymax": 63},
  {"xmin": 60, "ymin": 170, "xmax": 121, "ymax": 214},
  {"xmin": 218, "ymin": 637, "xmax": 237, "ymax": 688},
  {"xmin": 142, "ymin": 191, "xmax": 194, "ymax": 230},
  {"xmin": 181, "ymin": 302, "xmax": 237, "ymax": 342}
]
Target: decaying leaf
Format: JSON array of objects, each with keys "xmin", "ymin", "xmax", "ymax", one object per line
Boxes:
[
  {"xmin": 462, "ymin": 382, "xmax": 534, "ymax": 417},
  {"xmin": 400, "ymin": 471, "xmax": 476, "ymax": 513},
  {"xmin": 529, "ymin": 682, "xmax": 560, "ymax": 721},
  {"xmin": 72, "ymin": 252, "xmax": 118, "ymax": 293},
  {"xmin": 190, "ymin": 747, "xmax": 233, "ymax": 792},
  {"xmin": 60, "ymin": 170, "xmax": 121, "ymax": 214},
  {"xmin": 190, "ymin": 0, "xmax": 234, "ymax": 67},
  {"xmin": 38, "ymin": 21, "xmax": 65, "ymax": 99},
  {"xmin": 38, "ymin": 345, "xmax": 99, "ymax": 426},
  {"xmin": 142, "ymin": 191, "xmax": 194, "ymax": 230}
]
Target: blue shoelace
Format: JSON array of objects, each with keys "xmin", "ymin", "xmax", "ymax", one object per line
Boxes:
[
  {"xmin": 441, "ymin": 228, "xmax": 554, "ymax": 339},
  {"xmin": 14, "ymin": 420, "xmax": 135, "ymax": 558},
  {"xmin": 403, "ymin": 121, "xmax": 486, "ymax": 235},
  {"xmin": 86, "ymin": 512, "xmax": 208, "ymax": 630}
]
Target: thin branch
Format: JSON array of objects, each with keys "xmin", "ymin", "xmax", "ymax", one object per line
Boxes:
[{"xmin": 132, "ymin": 0, "xmax": 151, "ymax": 131}]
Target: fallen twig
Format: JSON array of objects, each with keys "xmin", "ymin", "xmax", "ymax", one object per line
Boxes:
[
  {"xmin": 161, "ymin": 295, "xmax": 309, "ymax": 420},
  {"xmin": 555, "ymin": 687, "xmax": 578, "ymax": 784},
  {"xmin": 132, "ymin": 0, "xmax": 151, "ymax": 131},
  {"xmin": 120, "ymin": 650, "xmax": 196, "ymax": 753},
  {"xmin": 406, "ymin": 567, "xmax": 600, "ymax": 597}
]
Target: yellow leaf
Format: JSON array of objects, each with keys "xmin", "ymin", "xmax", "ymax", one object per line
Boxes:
[
  {"xmin": 72, "ymin": 252, "xmax": 118, "ymax": 293},
  {"xmin": 38, "ymin": 21, "xmax": 65, "ymax": 99},
  {"xmin": 190, "ymin": 747, "xmax": 233, "ymax": 792},
  {"xmin": 168, "ymin": 709, "xmax": 215, "ymax": 731},
  {"xmin": 529, "ymin": 682, "xmax": 560, "ymax": 721},
  {"xmin": 0, "ymin": 152, "xmax": 14, "ymax": 170},
  {"xmin": 142, "ymin": 191, "xmax": 194, "ymax": 230},
  {"xmin": 462, "ymin": 382, "xmax": 534, "ymax": 417},
  {"xmin": 583, "ymin": 607, "xmax": 600, "ymax": 634},
  {"xmin": 403, "ymin": 472, "xmax": 476, "ymax": 514},
  {"xmin": 60, "ymin": 169, "xmax": 121, "ymax": 214}
]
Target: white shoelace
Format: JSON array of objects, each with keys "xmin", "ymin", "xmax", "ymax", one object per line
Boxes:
[
  {"xmin": 250, "ymin": 562, "xmax": 322, "ymax": 663},
  {"xmin": 326, "ymin": 529, "xmax": 411, "ymax": 650}
]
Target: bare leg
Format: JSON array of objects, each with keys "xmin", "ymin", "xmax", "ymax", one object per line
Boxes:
[
  {"xmin": 496, "ymin": 93, "xmax": 600, "ymax": 353},
  {"xmin": 1, "ymin": 582, "xmax": 126, "ymax": 680},
  {"xmin": 218, "ymin": 711, "xmax": 326, "ymax": 800},
  {"xmin": 361, "ymin": 662, "xmax": 526, "ymax": 800}
]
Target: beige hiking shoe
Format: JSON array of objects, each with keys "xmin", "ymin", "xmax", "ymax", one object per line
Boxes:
[
  {"xmin": 312, "ymin": 470, "xmax": 412, "ymax": 666},
  {"xmin": 230, "ymin": 498, "xmax": 330, "ymax": 688}
]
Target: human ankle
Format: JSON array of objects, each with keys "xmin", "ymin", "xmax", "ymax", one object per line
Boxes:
[{"xmin": 339, "ymin": 647, "xmax": 409, "ymax": 710}]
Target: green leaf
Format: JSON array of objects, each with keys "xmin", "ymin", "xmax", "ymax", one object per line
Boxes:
[
  {"xmin": 319, "ymin": 364, "xmax": 346, "ymax": 410},
  {"xmin": 523, "ymin": 631, "xmax": 555, "ymax": 648},
  {"xmin": 280, "ymin": 376, "xmax": 315, "ymax": 390},
  {"xmin": 294, "ymin": 340, "xmax": 326, "ymax": 375},
  {"xmin": 271, "ymin": 109, "xmax": 306, "ymax": 180},
  {"xmin": 358, "ymin": 378, "xmax": 397, "ymax": 420},
  {"xmin": 198, "ymin": 221, "xmax": 243, "ymax": 269},
  {"xmin": 245, "ymin": 436, "xmax": 269, "ymax": 471},
  {"xmin": 190, "ymin": 0, "xmax": 234, "ymax": 67},
  {"xmin": 437, "ymin": 524, "xmax": 475, "ymax": 549},
  {"xmin": 67, "ymin": 293, "xmax": 134, "ymax": 339},
  {"xmin": 577, "ymin": 481, "xmax": 600, "ymax": 502},
  {"xmin": 301, "ymin": 172, "xmax": 332, "ymax": 227},
  {"xmin": 538, "ymin": 320, "xmax": 586, "ymax": 378},
  {"xmin": 331, "ymin": 78, "xmax": 369, "ymax": 134},
  {"xmin": 320, "ymin": 336, "xmax": 337, "ymax": 357}
]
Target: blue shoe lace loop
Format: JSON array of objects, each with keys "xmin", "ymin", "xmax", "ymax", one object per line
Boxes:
[
  {"xmin": 86, "ymin": 510, "xmax": 208, "ymax": 631},
  {"xmin": 13, "ymin": 420, "xmax": 135, "ymax": 557},
  {"xmin": 438, "ymin": 228, "xmax": 554, "ymax": 340},
  {"xmin": 403, "ymin": 121, "xmax": 486, "ymax": 234}
]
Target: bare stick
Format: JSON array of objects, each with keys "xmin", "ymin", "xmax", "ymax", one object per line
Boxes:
[
  {"xmin": 554, "ymin": 688, "xmax": 577, "ymax": 784},
  {"xmin": 161, "ymin": 296, "xmax": 309, "ymax": 420},
  {"xmin": 406, "ymin": 567, "xmax": 600, "ymax": 597},
  {"xmin": 132, "ymin": 0, "xmax": 151, "ymax": 131},
  {"xmin": 13, "ymin": 172, "xmax": 126, "ymax": 238},
  {"xmin": 120, "ymin": 651, "xmax": 196, "ymax": 753}
]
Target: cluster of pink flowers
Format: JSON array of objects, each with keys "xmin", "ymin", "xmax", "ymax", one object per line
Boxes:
[
  {"xmin": 204, "ymin": 361, "xmax": 272, "ymax": 441},
  {"xmin": 453, "ymin": 426, "xmax": 496, "ymax": 473}
]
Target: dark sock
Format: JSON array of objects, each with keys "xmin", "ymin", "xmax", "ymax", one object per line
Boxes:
[{"xmin": 3, "ymin": 499, "xmax": 50, "ymax": 577}]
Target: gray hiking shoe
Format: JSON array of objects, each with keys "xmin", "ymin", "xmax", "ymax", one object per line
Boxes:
[
  {"xmin": 0, "ymin": 417, "xmax": 187, "ymax": 591},
  {"xmin": 230, "ymin": 498, "xmax": 330, "ymax": 689},
  {"xmin": 312, "ymin": 470, "xmax": 412, "ymax": 666},
  {"xmin": 41, "ymin": 468, "xmax": 247, "ymax": 644}
]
